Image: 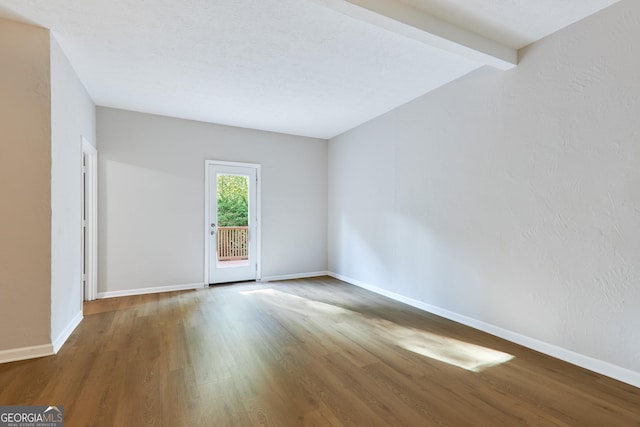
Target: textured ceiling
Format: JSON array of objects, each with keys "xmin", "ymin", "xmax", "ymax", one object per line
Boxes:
[{"xmin": 0, "ymin": 0, "xmax": 623, "ymax": 138}]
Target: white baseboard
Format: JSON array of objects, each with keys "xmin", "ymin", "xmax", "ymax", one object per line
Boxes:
[
  {"xmin": 52, "ymin": 311, "xmax": 83, "ymax": 353},
  {"xmin": 0, "ymin": 344, "xmax": 54, "ymax": 364},
  {"xmin": 260, "ymin": 271, "xmax": 329, "ymax": 282},
  {"xmin": 328, "ymin": 271, "xmax": 640, "ymax": 389},
  {"xmin": 97, "ymin": 282, "xmax": 205, "ymax": 299}
]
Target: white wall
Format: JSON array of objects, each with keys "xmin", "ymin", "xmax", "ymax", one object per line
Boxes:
[
  {"xmin": 329, "ymin": 0, "xmax": 640, "ymax": 383},
  {"xmin": 0, "ymin": 18, "xmax": 51, "ymax": 354},
  {"xmin": 50, "ymin": 36, "xmax": 96, "ymax": 347},
  {"xmin": 97, "ymin": 107, "xmax": 327, "ymax": 294}
]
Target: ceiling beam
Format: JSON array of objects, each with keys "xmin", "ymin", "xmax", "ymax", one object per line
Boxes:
[{"xmin": 317, "ymin": 0, "xmax": 517, "ymax": 70}]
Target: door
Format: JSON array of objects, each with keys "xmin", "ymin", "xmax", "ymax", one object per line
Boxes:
[{"xmin": 207, "ymin": 162, "xmax": 259, "ymax": 284}]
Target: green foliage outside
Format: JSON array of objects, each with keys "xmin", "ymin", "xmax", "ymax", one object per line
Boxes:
[{"xmin": 217, "ymin": 175, "xmax": 248, "ymax": 227}]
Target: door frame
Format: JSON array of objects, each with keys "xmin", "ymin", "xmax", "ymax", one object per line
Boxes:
[
  {"xmin": 82, "ymin": 137, "xmax": 98, "ymax": 301},
  {"xmin": 204, "ymin": 160, "xmax": 261, "ymax": 284}
]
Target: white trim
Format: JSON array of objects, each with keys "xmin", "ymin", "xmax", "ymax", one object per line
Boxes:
[
  {"xmin": 203, "ymin": 161, "xmax": 211, "ymax": 284},
  {"xmin": 205, "ymin": 160, "xmax": 260, "ymax": 168},
  {"xmin": 97, "ymin": 282, "xmax": 205, "ymax": 299},
  {"xmin": 81, "ymin": 137, "xmax": 98, "ymax": 301},
  {"xmin": 260, "ymin": 271, "xmax": 329, "ymax": 282},
  {"xmin": 255, "ymin": 166, "xmax": 262, "ymax": 281},
  {"xmin": 0, "ymin": 344, "xmax": 54, "ymax": 364},
  {"xmin": 328, "ymin": 272, "xmax": 640, "ymax": 389},
  {"xmin": 204, "ymin": 160, "xmax": 262, "ymax": 284},
  {"xmin": 52, "ymin": 311, "xmax": 83, "ymax": 353}
]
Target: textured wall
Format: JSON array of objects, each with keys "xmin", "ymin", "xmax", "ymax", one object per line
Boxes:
[
  {"xmin": 0, "ymin": 18, "xmax": 51, "ymax": 350},
  {"xmin": 97, "ymin": 107, "xmax": 327, "ymax": 293},
  {"xmin": 329, "ymin": 0, "xmax": 640, "ymax": 375},
  {"xmin": 50, "ymin": 35, "xmax": 96, "ymax": 344}
]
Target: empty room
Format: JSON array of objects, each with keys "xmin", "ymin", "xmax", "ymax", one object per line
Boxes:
[{"xmin": 1, "ymin": 0, "xmax": 639, "ymax": 425}]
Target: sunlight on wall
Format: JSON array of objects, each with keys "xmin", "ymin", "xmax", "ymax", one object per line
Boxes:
[{"xmin": 241, "ymin": 288, "xmax": 514, "ymax": 372}]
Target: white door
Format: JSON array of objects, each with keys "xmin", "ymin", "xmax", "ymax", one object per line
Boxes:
[{"xmin": 207, "ymin": 163, "xmax": 259, "ymax": 284}]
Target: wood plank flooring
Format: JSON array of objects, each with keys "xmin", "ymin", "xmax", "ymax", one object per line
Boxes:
[{"xmin": 0, "ymin": 276, "xmax": 638, "ymax": 426}]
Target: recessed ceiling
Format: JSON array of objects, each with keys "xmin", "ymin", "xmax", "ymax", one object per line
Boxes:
[{"xmin": 0, "ymin": 0, "xmax": 623, "ymax": 139}]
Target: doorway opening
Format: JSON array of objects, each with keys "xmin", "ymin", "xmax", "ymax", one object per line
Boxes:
[{"xmin": 81, "ymin": 137, "xmax": 98, "ymax": 301}]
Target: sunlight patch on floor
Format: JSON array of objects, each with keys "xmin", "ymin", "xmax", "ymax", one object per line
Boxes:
[
  {"xmin": 397, "ymin": 333, "xmax": 514, "ymax": 372},
  {"xmin": 240, "ymin": 288, "xmax": 350, "ymax": 316},
  {"xmin": 241, "ymin": 287, "xmax": 514, "ymax": 372}
]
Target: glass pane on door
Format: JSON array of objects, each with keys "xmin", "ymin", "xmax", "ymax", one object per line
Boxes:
[{"xmin": 216, "ymin": 173, "xmax": 249, "ymax": 269}]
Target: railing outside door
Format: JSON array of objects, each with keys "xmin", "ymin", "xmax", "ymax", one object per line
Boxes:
[{"xmin": 217, "ymin": 226, "xmax": 248, "ymax": 260}]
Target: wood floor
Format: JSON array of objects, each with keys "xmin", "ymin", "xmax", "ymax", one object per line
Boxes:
[{"xmin": 0, "ymin": 277, "xmax": 638, "ymax": 426}]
